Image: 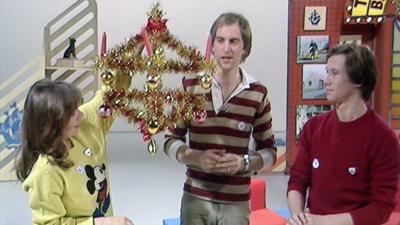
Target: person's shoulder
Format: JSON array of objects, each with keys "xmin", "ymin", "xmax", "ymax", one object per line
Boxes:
[
  {"xmin": 368, "ymin": 110, "xmax": 398, "ymax": 137},
  {"xmin": 182, "ymin": 75, "xmax": 211, "ymax": 95},
  {"xmin": 305, "ymin": 109, "xmax": 334, "ymax": 127},
  {"xmin": 30, "ymin": 155, "xmax": 61, "ymax": 175},
  {"xmin": 23, "ymin": 155, "xmax": 62, "ymax": 190},
  {"xmin": 248, "ymin": 82, "xmax": 268, "ymax": 95}
]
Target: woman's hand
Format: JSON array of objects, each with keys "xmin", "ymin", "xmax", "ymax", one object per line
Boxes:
[{"xmin": 95, "ymin": 216, "xmax": 134, "ymax": 225}]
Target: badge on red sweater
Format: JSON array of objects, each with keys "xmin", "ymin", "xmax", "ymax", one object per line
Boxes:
[
  {"xmin": 348, "ymin": 167, "xmax": 356, "ymax": 175},
  {"xmin": 312, "ymin": 158, "xmax": 319, "ymax": 169}
]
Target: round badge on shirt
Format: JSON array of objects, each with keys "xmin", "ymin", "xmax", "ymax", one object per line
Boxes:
[
  {"xmin": 83, "ymin": 148, "xmax": 93, "ymax": 157},
  {"xmin": 76, "ymin": 166, "xmax": 85, "ymax": 174},
  {"xmin": 238, "ymin": 122, "xmax": 246, "ymax": 131},
  {"xmin": 312, "ymin": 158, "xmax": 320, "ymax": 169},
  {"xmin": 348, "ymin": 167, "xmax": 357, "ymax": 176}
]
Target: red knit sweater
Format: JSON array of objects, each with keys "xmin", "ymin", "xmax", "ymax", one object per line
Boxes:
[{"xmin": 288, "ymin": 108, "xmax": 400, "ymax": 225}]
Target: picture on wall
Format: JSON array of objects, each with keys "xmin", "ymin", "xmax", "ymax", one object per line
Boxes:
[
  {"xmin": 296, "ymin": 104, "xmax": 334, "ymax": 138},
  {"xmin": 339, "ymin": 35, "xmax": 362, "ymax": 45},
  {"xmin": 304, "ymin": 6, "xmax": 327, "ymax": 31},
  {"xmin": 297, "ymin": 35, "xmax": 329, "ymax": 63},
  {"xmin": 302, "ymin": 64, "xmax": 327, "ymax": 100}
]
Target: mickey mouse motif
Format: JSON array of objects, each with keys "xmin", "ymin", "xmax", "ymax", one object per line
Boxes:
[{"xmin": 85, "ymin": 164, "xmax": 111, "ymax": 217}]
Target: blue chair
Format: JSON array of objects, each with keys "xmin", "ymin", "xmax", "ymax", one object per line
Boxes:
[{"xmin": 163, "ymin": 218, "xmax": 180, "ymax": 225}]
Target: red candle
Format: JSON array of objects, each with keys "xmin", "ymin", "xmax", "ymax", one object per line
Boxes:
[
  {"xmin": 142, "ymin": 28, "xmax": 153, "ymax": 56},
  {"xmin": 100, "ymin": 32, "xmax": 107, "ymax": 59},
  {"xmin": 205, "ymin": 34, "xmax": 213, "ymax": 61}
]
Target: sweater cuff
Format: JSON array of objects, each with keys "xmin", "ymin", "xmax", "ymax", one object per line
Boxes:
[
  {"xmin": 166, "ymin": 140, "xmax": 186, "ymax": 162},
  {"xmin": 258, "ymin": 148, "xmax": 276, "ymax": 169},
  {"xmin": 77, "ymin": 217, "xmax": 94, "ymax": 225}
]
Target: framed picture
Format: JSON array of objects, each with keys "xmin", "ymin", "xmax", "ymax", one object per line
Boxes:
[
  {"xmin": 304, "ymin": 6, "xmax": 327, "ymax": 31},
  {"xmin": 297, "ymin": 35, "xmax": 329, "ymax": 63},
  {"xmin": 296, "ymin": 104, "xmax": 334, "ymax": 138},
  {"xmin": 339, "ymin": 35, "xmax": 362, "ymax": 45},
  {"xmin": 302, "ymin": 64, "xmax": 327, "ymax": 100}
]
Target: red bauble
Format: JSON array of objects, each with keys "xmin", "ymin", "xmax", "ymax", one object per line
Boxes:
[{"xmin": 99, "ymin": 104, "xmax": 113, "ymax": 118}]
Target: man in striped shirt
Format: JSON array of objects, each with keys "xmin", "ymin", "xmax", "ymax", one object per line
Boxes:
[{"xmin": 164, "ymin": 12, "xmax": 277, "ymax": 225}]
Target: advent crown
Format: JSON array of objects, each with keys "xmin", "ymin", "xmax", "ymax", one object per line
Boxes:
[{"xmin": 93, "ymin": 3, "xmax": 215, "ymax": 154}]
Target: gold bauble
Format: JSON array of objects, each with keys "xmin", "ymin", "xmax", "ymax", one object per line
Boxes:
[
  {"xmin": 148, "ymin": 119, "xmax": 160, "ymax": 134},
  {"xmin": 147, "ymin": 74, "xmax": 162, "ymax": 90},
  {"xmin": 200, "ymin": 74, "xmax": 212, "ymax": 89},
  {"xmin": 101, "ymin": 71, "xmax": 114, "ymax": 85},
  {"xmin": 147, "ymin": 139, "xmax": 157, "ymax": 156},
  {"xmin": 124, "ymin": 51, "xmax": 133, "ymax": 59},
  {"xmin": 155, "ymin": 47, "xmax": 164, "ymax": 55}
]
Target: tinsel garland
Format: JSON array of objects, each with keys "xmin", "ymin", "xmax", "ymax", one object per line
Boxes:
[{"xmin": 93, "ymin": 3, "xmax": 214, "ymax": 155}]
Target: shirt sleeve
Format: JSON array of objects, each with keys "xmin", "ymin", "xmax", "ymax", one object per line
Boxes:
[
  {"xmin": 24, "ymin": 163, "xmax": 94, "ymax": 225},
  {"xmin": 79, "ymin": 90, "xmax": 114, "ymax": 135},
  {"xmin": 287, "ymin": 118, "xmax": 313, "ymax": 197},
  {"xmin": 163, "ymin": 78, "xmax": 189, "ymax": 161},
  {"xmin": 252, "ymin": 91, "xmax": 277, "ymax": 168},
  {"xmin": 349, "ymin": 130, "xmax": 400, "ymax": 225}
]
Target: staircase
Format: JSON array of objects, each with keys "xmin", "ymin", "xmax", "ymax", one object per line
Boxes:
[{"xmin": 0, "ymin": 0, "xmax": 99, "ymax": 181}]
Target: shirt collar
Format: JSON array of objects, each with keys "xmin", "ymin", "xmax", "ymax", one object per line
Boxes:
[{"xmin": 211, "ymin": 67, "xmax": 257, "ymax": 113}]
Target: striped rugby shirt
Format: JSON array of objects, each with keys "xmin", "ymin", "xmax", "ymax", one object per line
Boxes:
[{"xmin": 164, "ymin": 68, "xmax": 276, "ymax": 203}]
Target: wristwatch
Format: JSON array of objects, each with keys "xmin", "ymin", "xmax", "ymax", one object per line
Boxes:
[{"xmin": 243, "ymin": 154, "xmax": 251, "ymax": 171}]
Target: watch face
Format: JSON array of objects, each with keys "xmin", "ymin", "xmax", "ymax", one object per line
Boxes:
[
  {"xmin": 243, "ymin": 154, "xmax": 250, "ymax": 171},
  {"xmin": 243, "ymin": 154, "xmax": 250, "ymax": 164}
]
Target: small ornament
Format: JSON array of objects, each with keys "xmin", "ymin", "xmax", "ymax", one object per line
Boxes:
[
  {"xmin": 147, "ymin": 74, "xmax": 162, "ymax": 90},
  {"xmin": 101, "ymin": 71, "xmax": 114, "ymax": 85},
  {"xmin": 136, "ymin": 110, "xmax": 145, "ymax": 118},
  {"xmin": 148, "ymin": 119, "xmax": 160, "ymax": 134},
  {"xmin": 114, "ymin": 99, "xmax": 127, "ymax": 108},
  {"xmin": 155, "ymin": 47, "xmax": 164, "ymax": 55},
  {"xmin": 99, "ymin": 104, "xmax": 113, "ymax": 118},
  {"xmin": 165, "ymin": 95, "xmax": 173, "ymax": 102},
  {"xmin": 124, "ymin": 51, "xmax": 133, "ymax": 59},
  {"xmin": 200, "ymin": 74, "xmax": 212, "ymax": 89},
  {"xmin": 147, "ymin": 139, "xmax": 157, "ymax": 155},
  {"xmin": 195, "ymin": 110, "xmax": 207, "ymax": 123}
]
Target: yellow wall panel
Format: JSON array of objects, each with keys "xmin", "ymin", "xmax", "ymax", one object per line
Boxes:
[
  {"xmin": 392, "ymin": 94, "xmax": 400, "ymax": 104},
  {"xmin": 392, "ymin": 80, "xmax": 400, "ymax": 90},
  {"xmin": 393, "ymin": 67, "xmax": 400, "ymax": 78},
  {"xmin": 391, "ymin": 107, "xmax": 400, "ymax": 116}
]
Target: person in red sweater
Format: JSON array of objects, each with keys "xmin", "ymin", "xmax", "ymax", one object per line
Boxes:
[{"xmin": 287, "ymin": 44, "xmax": 400, "ymax": 225}]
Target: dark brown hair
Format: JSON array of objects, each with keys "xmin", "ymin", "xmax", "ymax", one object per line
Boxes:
[
  {"xmin": 16, "ymin": 79, "xmax": 83, "ymax": 181},
  {"xmin": 210, "ymin": 12, "xmax": 252, "ymax": 62},
  {"xmin": 327, "ymin": 44, "xmax": 377, "ymax": 101}
]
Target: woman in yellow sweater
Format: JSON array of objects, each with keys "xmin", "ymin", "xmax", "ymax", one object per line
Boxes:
[{"xmin": 16, "ymin": 79, "xmax": 133, "ymax": 225}]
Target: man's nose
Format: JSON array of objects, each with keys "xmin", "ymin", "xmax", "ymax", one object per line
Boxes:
[{"xmin": 222, "ymin": 41, "xmax": 230, "ymax": 52}]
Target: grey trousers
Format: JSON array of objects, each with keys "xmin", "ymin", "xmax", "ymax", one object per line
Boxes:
[{"xmin": 180, "ymin": 193, "xmax": 250, "ymax": 225}]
